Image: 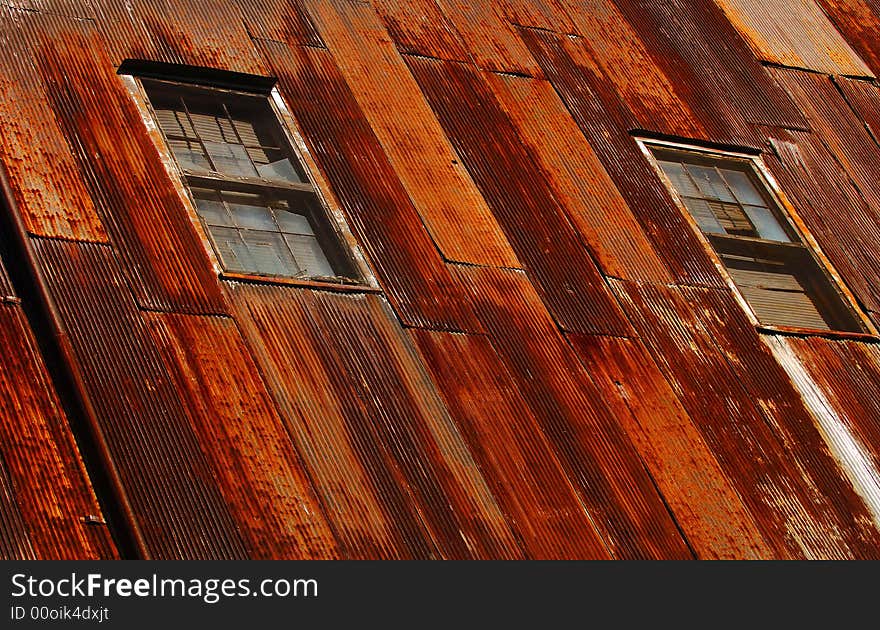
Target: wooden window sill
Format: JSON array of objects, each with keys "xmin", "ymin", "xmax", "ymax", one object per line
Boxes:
[{"xmin": 757, "ymin": 325, "xmax": 880, "ymax": 343}]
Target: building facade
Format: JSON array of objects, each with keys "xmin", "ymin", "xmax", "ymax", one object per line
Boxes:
[{"xmin": 3, "ymin": 0, "xmax": 880, "ymax": 559}]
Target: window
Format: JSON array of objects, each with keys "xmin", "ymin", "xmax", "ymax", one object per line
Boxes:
[
  {"xmin": 141, "ymin": 78, "xmax": 360, "ymax": 284},
  {"xmin": 649, "ymin": 144, "xmax": 865, "ymax": 333}
]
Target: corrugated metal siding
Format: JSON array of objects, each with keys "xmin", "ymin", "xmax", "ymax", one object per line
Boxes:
[
  {"xmin": 0, "ymin": 450, "xmax": 36, "ymax": 561},
  {"xmin": 713, "ymin": 0, "xmax": 873, "ymax": 76},
  {"xmin": 410, "ymin": 329, "xmax": 612, "ymax": 559},
  {"xmin": 567, "ymin": 333, "xmax": 773, "ymax": 559},
  {"xmin": 256, "ymin": 37, "xmax": 482, "ymax": 332},
  {"xmin": 235, "ymin": 0, "xmax": 325, "ymax": 47},
  {"xmin": 763, "ymin": 129, "xmax": 880, "ymax": 318},
  {"xmin": 835, "ymin": 76, "xmax": 880, "ymax": 147},
  {"xmin": 613, "ymin": 280, "xmax": 880, "ymax": 558},
  {"xmin": 518, "ymin": 27, "xmax": 726, "ymax": 288},
  {"xmin": 33, "ymin": 238, "xmax": 248, "ymax": 559},
  {"xmin": 0, "ymin": 259, "xmax": 13, "ymax": 299},
  {"xmin": 0, "ymin": 304, "xmax": 117, "ymax": 559},
  {"xmin": 407, "ymin": 56, "xmax": 632, "ymax": 336},
  {"xmin": 303, "ymin": 0, "xmax": 520, "ymax": 268},
  {"xmin": 812, "ymin": 0, "xmax": 880, "ymax": 76},
  {"xmin": 485, "ymin": 72, "xmax": 674, "ymax": 283},
  {"xmin": 31, "ymin": 20, "xmax": 229, "ymax": 315},
  {"xmin": 454, "ymin": 265, "xmax": 693, "ymax": 559},
  {"xmin": 230, "ymin": 283, "xmax": 519, "ymax": 559},
  {"xmin": 92, "ymin": 0, "xmax": 267, "ymax": 73},
  {"xmin": 0, "ymin": 7, "xmax": 109, "ymax": 242},
  {"xmin": 371, "ymin": 0, "xmax": 471, "ymax": 62},
  {"xmin": 421, "ymin": 0, "xmax": 544, "ymax": 76},
  {"xmin": 145, "ymin": 312, "xmax": 339, "ymax": 559}
]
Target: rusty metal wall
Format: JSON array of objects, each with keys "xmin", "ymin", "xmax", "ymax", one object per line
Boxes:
[
  {"xmin": 0, "ymin": 304, "xmax": 117, "ymax": 559},
  {"xmin": 4, "ymin": 0, "xmax": 880, "ymax": 560}
]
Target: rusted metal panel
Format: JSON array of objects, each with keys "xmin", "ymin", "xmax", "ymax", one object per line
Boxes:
[
  {"xmin": 409, "ymin": 329, "xmax": 612, "ymax": 559},
  {"xmin": 0, "ymin": 450, "xmax": 36, "ymax": 561},
  {"xmin": 370, "ymin": 0, "xmax": 471, "ymax": 62},
  {"xmin": 454, "ymin": 265, "xmax": 693, "ymax": 559},
  {"xmin": 713, "ymin": 0, "xmax": 873, "ymax": 76},
  {"xmin": 567, "ymin": 333, "xmax": 773, "ymax": 560},
  {"xmin": 486, "ymin": 72, "xmax": 673, "ymax": 283},
  {"xmin": 496, "ymin": 0, "xmax": 576, "ymax": 32},
  {"xmin": 235, "ymin": 0, "xmax": 325, "ymax": 47},
  {"xmin": 613, "ymin": 280, "xmax": 880, "ymax": 558},
  {"xmin": 407, "ymin": 56, "xmax": 632, "ymax": 336},
  {"xmin": 518, "ymin": 27, "xmax": 726, "ymax": 288},
  {"xmin": 231, "ymin": 282, "xmax": 519, "ymax": 559},
  {"xmin": 32, "ymin": 24, "xmax": 229, "ymax": 315},
  {"xmin": 33, "ymin": 238, "xmax": 248, "ymax": 559},
  {"xmin": 145, "ymin": 312, "xmax": 340, "ymax": 559},
  {"xmin": 605, "ymin": 0, "xmax": 808, "ymax": 134},
  {"xmin": 0, "ymin": 260, "xmax": 13, "ymax": 299},
  {"xmin": 425, "ymin": 0, "xmax": 544, "ymax": 76},
  {"xmin": 774, "ymin": 68, "xmax": 880, "ymax": 213},
  {"xmin": 813, "ymin": 0, "xmax": 880, "ymax": 76},
  {"xmin": 302, "ymin": 0, "xmax": 520, "ymax": 268},
  {"xmin": 548, "ymin": 2, "xmax": 709, "ymax": 142},
  {"xmin": 835, "ymin": 76, "xmax": 880, "ymax": 147},
  {"xmin": 0, "ymin": 304, "xmax": 117, "ymax": 559},
  {"xmin": 92, "ymin": 0, "xmax": 268, "ymax": 73},
  {"xmin": 0, "ymin": 8, "xmax": 109, "ymax": 242},
  {"xmin": 256, "ymin": 38, "xmax": 482, "ymax": 332},
  {"xmin": 763, "ymin": 129, "xmax": 880, "ymax": 318},
  {"xmin": 766, "ymin": 335, "xmax": 880, "ymax": 526}
]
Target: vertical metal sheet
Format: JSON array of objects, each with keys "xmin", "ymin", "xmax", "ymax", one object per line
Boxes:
[
  {"xmin": 567, "ymin": 333, "xmax": 773, "ymax": 560},
  {"xmin": 410, "ymin": 329, "xmax": 612, "ymax": 559},
  {"xmin": 0, "ymin": 304, "xmax": 117, "ymax": 559},
  {"xmin": 812, "ymin": 0, "xmax": 880, "ymax": 76},
  {"xmin": 231, "ymin": 283, "xmax": 519, "ymax": 559},
  {"xmin": 0, "ymin": 259, "xmax": 13, "ymax": 299},
  {"xmin": 33, "ymin": 238, "xmax": 248, "ymax": 559},
  {"xmin": 713, "ymin": 0, "xmax": 873, "ymax": 76},
  {"xmin": 256, "ymin": 38, "xmax": 482, "ymax": 332},
  {"xmin": 370, "ymin": 0, "xmax": 471, "ymax": 62},
  {"xmin": 146, "ymin": 312, "xmax": 340, "ymax": 559},
  {"xmin": 235, "ymin": 0, "xmax": 325, "ymax": 47},
  {"xmin": 518, "ymin": 27, "xmax": 726, "ymax": 288},
  {"xmin": 763, "ymin": 129, "xmax": 880, "ymax": 318},
  {"xmin": 0, "ymin": 8, "xmax": 109, "ymax": 242},
  {"xmin": 613, "ymin": 280, "xmax": 880, "ymax": 558},
  {"xmin": 835, "ymin": 76, "xmax": 880, "ymax": 147},
  {"xmin": 33, "ymin": 24, "xmax": 229, "ymax": 315},
  {"xmin": 92, "ymin": 0, "xmax": 267, "ymax": 73},
  {"xmin": 302, "ymin": 0, "xmax": 520, "ymax": 268},
  {"xmin": 486, "ymin": 72, "xmax": 674, "ymax": 283},
  {"xmin": 605, "ymin": 0, "xmax": 808, "ymax": 134},
  {"xmin": 0, "ymin": 450, "xmax": 36, "ymax": 561},
  {"xmin": 428, "ymin": 0, "xmax": 544, "ymax": 76},
  {"xmin": 407, "ymin": 55, "xmax": 632, "ymax": 336},
  {"xmin": 454, "ymin": 264, "xmax": 694, "ymax": 559}
]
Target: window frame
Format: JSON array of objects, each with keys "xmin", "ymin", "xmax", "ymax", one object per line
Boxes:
[
  {"xmin": 120, "ymin": 71, "xmax": 379, "ymax": 293},
  {"xmin": 637, "ymin": 136, "xmax": 877, "ymax": 339}
]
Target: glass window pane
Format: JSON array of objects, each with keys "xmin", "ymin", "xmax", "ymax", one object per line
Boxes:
[
  {"xmin": 203, "ymin": 141, "xmax": 259, "ymax": 178},
  {"xmin": 192, "ymin": 189, "xmax": 234, "ymax": 226},
  {"xmin": 285, "ymin": 234, "xmax": 335, "ymax": 278},
  {"xmin": 168, "ymin": 139, "xmax": 211, "ymax": 171},
  {"xmin": 206, "ymin": 226, "xmax": 256, "ymax": 272},
  {"xmin": 721, "ymin": 169, "xmax": 766, "ymax": 206},
  {"xmin": 686, "ymin": 165, "xmax": 737, "ymax": 202},
  {"xmin": 742, "ymin": 205, "xmax": 791, "ymax": 242},
  {"xmin": 222, "ymin": 192, "xmax": 276, "ymax": 230},
  {"xmin": 255, "ymin": 155, "xmax": 303, "ymax": 183},
  {"xmin": 241, "ymin": 230, "xmax": 300, "ymax": 276},
  {"xmin": 682, "ymin": 198, "xmax": 725, "ymax": 234},
  {"xmin": 659, "ymin": 161, "xmax": 701, "ymax": 198},
  {"xmin": 710, "ymin": 201, "xmax": 755, "ymax": 236},
  {"xmin": 275, "ymin": 209, "xmax": 314, "ymax": 235}
]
